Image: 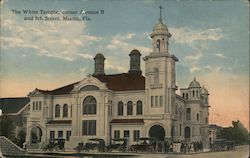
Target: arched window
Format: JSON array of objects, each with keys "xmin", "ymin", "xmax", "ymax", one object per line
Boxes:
[
  {"xmin": 55, "ymin": 104, "xmax": 60, "ymax": 117},
  {"xmin": 136, "ymin": 101, "xmax": 142, "ymax": 115},
  {"xmin": 154, "ymin": 68, "xmax": 159, "ymax": 84},
  {"xmin": 193, "ymin": 90, "xmax": 195, "ymax": 97},
  {"xmin": 118, "ymin": 101, "xmax": 123, "ymax": 116},
  {"xmin": 156, "ymin": 39, "xmax": 160, "ymax": 51},
  {"xmin": 184, "ymin": 127, "xmax": 191, "ymax": 139},
  {"xmin": 197, "ymin": 113, "xmax": 199, "ymax": 121},
  {"xmin": 63, "ymin": 104, "xmax": 68, "ymax": 117},
  {"xmin": 83, "ymin": 96, "xmax": 96, "ymax": 115},
  {"xmin": 127, "ymin": 101, "xmax": 133, "ymax": 115}
]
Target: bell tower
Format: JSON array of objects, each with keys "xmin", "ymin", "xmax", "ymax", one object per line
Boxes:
[
  {"xmin": 151, "ymin": 6, "xmax": 172, "ymax": 53},
  {"xmin": 144, "ymin": 6, "xmax": 178, "ymax": 116}
]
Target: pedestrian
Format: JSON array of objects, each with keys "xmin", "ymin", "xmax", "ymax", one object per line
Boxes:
[
  {"xmin": 164, "ymin": 140, "xmax": 168, "ymax": 154},
  {"xmin": 201, "ymin": 141, "xmax": 203, "ymax": 152}
]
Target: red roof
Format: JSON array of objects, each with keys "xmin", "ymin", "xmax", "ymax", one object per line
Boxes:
[
  {"xmin": 36, "ymin": 73, "xmax": 145, "ymax": 95},
  {"xmin": 35, "ymin": 81, "xmax": 79, "ymax": 95},
  {"xmin": 47, "ymin": 120, "xmax": 72, "ymax": 124},
  {"xmin": 51, "ymin": 81, "xmax": 79, "ymax": 95},
  {"xmin": 110, "ymin": 119, "xmax": 144, "ymax": 124},
  {"xmin": 94, "ymin": 73, "xmax": 145, "ymax": 91}
]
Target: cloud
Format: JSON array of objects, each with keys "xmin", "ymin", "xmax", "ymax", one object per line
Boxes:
[
  {"xmin": 1, "ymin": 12, "xmax": 102, "ymax": 61},
  {"xmin": 105, "ymin": 60, "xmax": 126, "ymax": 72},
  {"xmin": 185, "ymin": 51, "xmax": 203, "ymax": 62},
  {"xmin": 171, "ymin": 27, "xmax": 223, "ymax": 45},
  {"xmin": 214, "ymin": 53, "xmax": 227, "ymax": 59},
  {"xmin": 190, "ymin": 66, "xmax": 201, "ymax": 73},
  {"xmin": 205, "ymin": 65, "xmax": 221, "ymax": 72},
  {"xmin": 2, "ymin": 37, "xmax": 25, "ymax": 46},
  {"xmin": 171, "ymin": 27, "xmax": 224, "ymax": 73},
  {"xmin": 79, "ymin": 67, "xmax": 87, "ymax": 74},
  {"xmin": 105, "ymin": 33, "xmax": 151, "ymax": 55},
  {"xmin": 77, "ymin": 53, "xmax": 93, "ymax": 59},
  {"xmin": 105, "ymin": 34, "xmax": 132, "ymax": 50},
  {"xmin": 84, "ymin": 34, "xmax": 102, "ymax": 42}
]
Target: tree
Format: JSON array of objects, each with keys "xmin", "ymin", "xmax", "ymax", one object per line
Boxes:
[
  {"xmin": 17, "ymin": 130, "xmax": 26, "ymax": 148},
  {"xmin": 217, "ymin": 120, "xmax": 249, "ymax": 145},
  {"xmin": 0, "ymin": 115, "xmax": 15, "ymax": 141}
]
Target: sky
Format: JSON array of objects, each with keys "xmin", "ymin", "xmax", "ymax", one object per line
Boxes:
[{"xmin": 0, "ymin": 0, "xmax": 249, "ymax": 130}]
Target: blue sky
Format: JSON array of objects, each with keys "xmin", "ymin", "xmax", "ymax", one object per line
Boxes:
[{"xmin": 0, "ymin": 0, "xmax": 249, "ymax": 128}]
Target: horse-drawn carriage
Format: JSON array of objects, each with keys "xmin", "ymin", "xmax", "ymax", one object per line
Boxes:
[
  {"xmin": 129, "ymin": 137, "xmax": 158, "ymax": 153},
  {"xmin": 211, "ymin": 139, "xmax": 235, "ymax": 151},
  {"xmin": 43, "ymin": 138, "xmax": 65, "ymax": 151},
  {"xmin": 107, "ymin": 138, "xmax": 128, "ymax": 152},
  {"xmin": 74, "ymin": 138, "xmax": 107, "ymax": 152}
]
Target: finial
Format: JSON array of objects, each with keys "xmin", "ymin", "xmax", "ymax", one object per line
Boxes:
[
  {"xmin": 159, "ymin": 6, "xmax": 162, "ymax": 23},
  {"xmin": 194, "ymin": 77, "xmax": 196, "ymax": 81}
]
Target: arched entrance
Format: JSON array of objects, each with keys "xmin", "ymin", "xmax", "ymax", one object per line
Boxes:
[
  {"xmin": 30, "ymin": 126, "xmax": 42, "ymax": 144},
  {"xmin": 184, "ymin": 127, "xmax": 191, "ymax": 139},
  {"xmin": 149, "ymin": 125, "xmax": 165, "ymax": 141}
]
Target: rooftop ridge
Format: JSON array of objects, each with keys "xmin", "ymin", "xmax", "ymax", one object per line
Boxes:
[{"xmin": 0, "ymin": 97, "xmax": 29, "ymax": 99}]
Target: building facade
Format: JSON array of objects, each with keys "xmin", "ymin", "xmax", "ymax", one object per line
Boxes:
[
  {"xmin": 209, "ymin": 124, "xmax": 222, "ymax": 145},
  {"xmin": 25, "ymin": 14, "xmax": 210, "ymax": 150}
]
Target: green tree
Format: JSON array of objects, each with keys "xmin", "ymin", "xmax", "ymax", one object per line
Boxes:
[
  {"xmin": 217, "ymin": 120, "xmax": 249, "ymax": 145},
  {"xmin": 17, "ymin": 130, "xmax": 26, "ymax": 148},
  {"xmin": 0, "ymin": 115, "xmax": 15, "ymax": 141}
]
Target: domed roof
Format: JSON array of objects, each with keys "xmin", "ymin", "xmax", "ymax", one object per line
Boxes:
[
  {"xmin": 189, "ymin": 77, "xmax": 201, "ymax": 88},
  {"xmin": 150, "ymin": 20, "xmax": 171, "ymax": 38},
  {"xmin": 200, "ymin": 86, "xmax": 209, "ymax": 95},
  {"xmin": 153, "ymin": 21, "xmax": 169, "ymax": 32},
  {"xmin": 129, "ymin": 49, "xmax": 141, "ymax": 56},
  {"xmin": 94, "ymin": 53, "xmax": 105, "ymax": 59}
]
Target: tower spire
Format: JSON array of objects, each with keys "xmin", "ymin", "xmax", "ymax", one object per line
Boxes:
[{"xmin": 159, "ymin": 6, "xmax": 162, "ymax": 23}]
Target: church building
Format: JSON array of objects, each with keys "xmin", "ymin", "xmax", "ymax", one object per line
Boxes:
[{"xmin": 25, "ymin": 8, "xmax": 210, "ymax": 150}]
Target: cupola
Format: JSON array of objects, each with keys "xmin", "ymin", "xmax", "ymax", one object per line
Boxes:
[
  {"xmin": 189, "ymin": 77, "xmax": 201, "ymax": 88},
  {"xmin": 150, "ymin": 6, "xmax": 171, "ymax": 53},
  {"xmin": 93, "ymin": 53, "xmax": 105, "ymax": 76},
  {"xmin": 128, "ymin": 49, "xmax": 142, "ymax": 75}
]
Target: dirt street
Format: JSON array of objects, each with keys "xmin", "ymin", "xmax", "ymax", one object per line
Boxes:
[{"xmin": 139, "ymin": 145, "xmax": 249, "ymax": 158}]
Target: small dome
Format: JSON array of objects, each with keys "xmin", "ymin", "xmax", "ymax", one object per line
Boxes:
[
  {"xmin": 200, "ymin": 86, "xmax": 209, "ymax": 95},
  {"xmin": 189, "ymin": 77, "xmax": 201, "ymax": 88},
  {"xmin": 129, "ymin": 49, "xmax": 141, "ymax": 56},
  {"xmin": 94, "ymin": 53, "xmax": 105, "ymax": 59},
  {"xmin": 153, "ymin": 21, "xmax": 169, "ymax": 32},
  {"xmin": 150, "ymin": 20, "xmax": 171, "ymax": 38}
]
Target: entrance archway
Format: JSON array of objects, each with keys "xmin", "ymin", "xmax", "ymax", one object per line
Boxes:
[
  {"xmin": 149, "ymin": 125, "xmax": 165, "ymax": 141},
  {"xmin": 184, "ymin": 126, "xmax": 190, "ymax": 139},
  {"xmin": 30, "ymin": 126, "xmax": 42, "ymax": 144}
]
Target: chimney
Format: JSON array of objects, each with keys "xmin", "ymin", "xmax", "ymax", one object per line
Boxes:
[
  {"xmin": 93, "ymin": 53, "xmax": 105, "ymax": 76},
  {"xmin": 128, "ymin": 49, "xmax": 142, "ymax": 75}
]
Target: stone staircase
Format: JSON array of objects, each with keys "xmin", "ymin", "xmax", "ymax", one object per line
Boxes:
[{"xmin": 0, "ymin": 136, "xmax": 25, "ymax": 156}]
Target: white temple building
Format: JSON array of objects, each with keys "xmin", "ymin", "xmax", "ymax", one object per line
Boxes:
[{"xmin": 25, "ymin": 8, "xmax": 210, "ymax": 150}]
